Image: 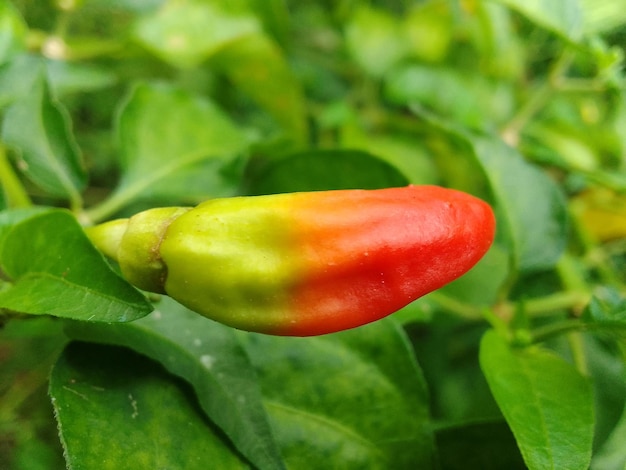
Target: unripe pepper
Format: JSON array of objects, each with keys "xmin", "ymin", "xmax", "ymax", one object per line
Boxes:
[{"xmin": 86, "ymin": 186, "xmax": 495, "ymax": 336}]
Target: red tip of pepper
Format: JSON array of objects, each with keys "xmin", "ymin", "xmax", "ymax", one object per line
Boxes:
[{"xmin": 273, "ymin": 185, "xmax": 496, "ymax": 336}]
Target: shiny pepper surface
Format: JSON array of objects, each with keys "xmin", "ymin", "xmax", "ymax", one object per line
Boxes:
[{"xmin": 87, "ymin": 186, "xmax": 495, "ymax": 336}]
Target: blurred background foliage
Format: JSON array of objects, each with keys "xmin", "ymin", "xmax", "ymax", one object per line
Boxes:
[{"xmin": 1, "ymin": 0, "xmax": 626, "ymax": 469}]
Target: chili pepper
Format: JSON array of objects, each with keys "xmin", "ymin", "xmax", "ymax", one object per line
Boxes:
[{"xmin": 87, "ymin": 185, "xmax": 495, "ymax": 336}]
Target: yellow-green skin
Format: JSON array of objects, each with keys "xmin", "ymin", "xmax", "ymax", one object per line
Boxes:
[{"xmin": 87, "ymin": 186, "xmax": 496, "ymax": 336}]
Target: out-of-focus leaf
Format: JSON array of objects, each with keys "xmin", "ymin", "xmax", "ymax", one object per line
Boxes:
[
  {"xmin": 0, "ymin": 209, "xmax": 152, "ymax": 322},
  {"xmin": 489, "ymin": 0, "xmax": 584, "ymax": 42},
  {"xmin": 421, "ymin": 115, "xmax": 568, "ymax": 273},
  {"xmin": 64, "ymin": 298, "xmax": 285, "ymax": 470},
  {"xmin": 581, "ymin": 0, "xmax": 626, "ymax": 35},
  {"xmin": 1, "ymin": 68, "xmax": 86, "ymax": 203},
  {"xmin": 90, "ymin": 82, "xmax": 247, "ymax": 220},
  {"xmin": 345, "ymin": 6, "xmax": 407, "ymax": 78},
  {"xmin": 581, "ymin": 289, "xmax": 626, "ymax": 340},
  {"xmin": 340, "ymin": 124, "xmax": 440, "ymax": 186},
  {"xmin": 0, "ymin": 1, "xmax": 27, "ymax": 64},
  {"xmin": 214, "ymin": 33, "xmax": 307, "ymax": 144},
  {"xmin": 239, "ymin": 319, "xmax": 435, "ymax": 469},
  {"xmin": 245, "ymin": 149, "xmax": 409, "ymax": 195},
  {"xmin": 592, "ymin": 402, "xmax": 626, "ymax": 470},
  {"xmin": 480, "ymin": 330, "xmax": 594, "ymax": 470},
  {"xmin": 50, "ymin": 342, "xmax": 249, "ymax": 470},
  {"xmin": 133, "ymin": 0, "xmax": 260, "ymax": 69},
  {"xmin": 573, "ymin": 188, "xmax": 626, "ymax": 242},
  {"xmin": 402, "ymin": 2, "xmax": 452, "ymax": 63},
  {"xmin": 385, "ymin": 65, "xmax": 514, "ymax": 130},
  {"xmin": 45, "ymin": 60, "xmax": 117, "ymax": 96},
  {"xmin": 0, "ymin": 54, "xmax": 42, "ymax": 108},
  {"xmin": 249, "ymin": 0, "xmax": 290, "ymax": 45}
]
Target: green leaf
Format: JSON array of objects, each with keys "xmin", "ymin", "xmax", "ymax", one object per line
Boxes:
[
  {"xmin": 479, "ymin": 330, "xmax": 594, "ymax": 470},
  {"xmin": 90, "ymin": 82, "xmax": 248, "ymax": 220},
  {"xmin": 422, "ymin": 116, "xmax": 568, "ymax": 273},
  {"xmin": 489, "ymin": 0, "xmax": 584, "ymax": 42},
  {"xmin": 239, "ymin": 319, "xmax": 435, "ymax": 469},
  {"xmin": 245, "ymin": 149, "xmax": 410, "ymax": 195},
  {"xmin": 0, "ymin": 1, "xmax": 28, "ymax": 64},
  {"xmin": 0, "ymin": 209, "xmax": 152, "ymax": 322},
  {"xmin": 133, "ymin": 0, "xmax": 260, "ymax": 69},
  {"xmin": 1, "ymin": 67, "xmax": 86, "ymax": 203},
  {"xmin": 64, "ymin": 298, "xmax": 285, "ymax": 470},
  {"xmin": 50, "ymin": 342, "xmax": 249, "ymax": 470},
  {"xmin": 0, "ymin": 54, "xmax": 41, "ymax": 109},
  {"xmin": 214, "ymin": 33, "xmax": 307, "ymax": 143}
]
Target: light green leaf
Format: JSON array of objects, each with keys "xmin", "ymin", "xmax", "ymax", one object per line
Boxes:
[
  {"xmin": 133, "ymin": 0, "xmax": 260, "ymax": 68},
  {"xmin": 488, "ymin": 0, "xmax": 584, "ymax": 42},
  {"xmin": 239, "ymin": 319, "xmax": 435, "ymax": 469},
  {"xmin": 90, "ymin": 82, "xmax": 248, "ymax": 220},
  {"xmin": 0, "ymin": 209, "xmax": 152, "ymax": 322},
  {"xmin": 480, "ymin": 330, "xmax": 594, "ymax": 470},
  {"xmin": 50, "ymin": 342, "xmax": 248, "ymax": 470},
  {"xmin": 0, "ymin": 54, "xmax": 42, "ymax": 108},
  {"xmin": 64, "ymin": 298, "xmax": 285, "ymax": 470},
  {"xmin": 581, "ymin": 0, "xmax": 626, "ymax": 34},
  {"xmin": 245, "ymin": 149, "xmax": 409, "ymax": 195},
  {"xmin": 345, "ymin": 6, "xmax": 407, "ymax": 78},
  {"xmin": 1, "ymin": 68, "xmax": 86, "ymax": 203},
  {"xmin": 0, "ymin": 0, "xmax": 28, "ymax": 64}
]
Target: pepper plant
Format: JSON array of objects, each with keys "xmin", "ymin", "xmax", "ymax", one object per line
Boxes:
[{"xmin": 1, "ymin": 1, "xmax": 625, "ymax": 469}]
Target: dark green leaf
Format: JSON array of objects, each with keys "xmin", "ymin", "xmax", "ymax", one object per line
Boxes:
[
  {"xmin": 1, "ymin": 68, "xmax": 86, "ymax": 202},
  {"xmin": 435, "ymin": 420, "xmax": 525, "ymax": 470},
  {"xmin": 480, "ymin": 330, "xmax": 594, "ymax": 470},
  {"xmin": 64, "ymin": 298, "xmax": 285, "ymax": 470},
  {"xmin": 245, "ymin": 149, "xmax": 409, "ymax": 195},
  {"xmin": 239, "ymin": 319, "xmax": 435, "ymax": 469},
  {"xmin": 50, "ymin": 342, "xmax": 249, "ymax": 470},
  {"xmin": 340, "ymin": 125, "xmax": 440, "ymax": 186},
  {"xmin": 0, "ymin": 209, "xmax": 152, "ymax": 322}
]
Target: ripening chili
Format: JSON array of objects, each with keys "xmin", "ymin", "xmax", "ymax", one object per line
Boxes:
[{"xmin": 87, "ymin": 185, "xmax": 496, "ymax": 336}]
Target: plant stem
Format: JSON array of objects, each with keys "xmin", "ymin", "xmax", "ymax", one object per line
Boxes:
[
  {"xmin": 501, "ymin": 50, "xmax": 574, "ymax": 145},
  {"xmin": 523, "ymin": 290, "xmax": 591, "ymax": 317},
  {"xmin": 0, "ymin": 144, "xmax": 31, "ymax": 208}
]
